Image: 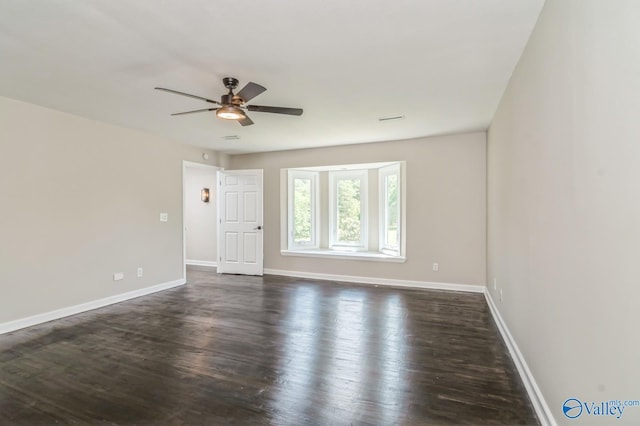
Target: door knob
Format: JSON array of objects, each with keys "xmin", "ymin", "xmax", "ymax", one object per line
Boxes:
[{"xmin": 254, "ymin": 225, "xmax": 263, "ymax": 230}]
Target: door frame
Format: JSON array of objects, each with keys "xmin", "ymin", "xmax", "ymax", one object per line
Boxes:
[{"xmin": 182, "ymin": 160, "xmax": 222, "ymax": 281}]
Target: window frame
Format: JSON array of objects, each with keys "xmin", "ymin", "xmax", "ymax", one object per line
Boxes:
[
  {"xmin": 282, "ymin": 162, "xmax": 405, "ymax": 262},
  {"xmin": 379, "ymin": 163, "xmax": 401, "ymax": 256},
  {"xmin": 328, "ymin": 169, "xmax": 369, "ymax": 251},
  {"xmin": 287, "ymin": 170, "xmax": 319, "ymax": 250}
]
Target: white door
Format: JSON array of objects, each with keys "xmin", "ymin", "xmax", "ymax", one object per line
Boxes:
[{"xmin": 217, "ymin": 169, "xmax": 264, "ymax": 275}]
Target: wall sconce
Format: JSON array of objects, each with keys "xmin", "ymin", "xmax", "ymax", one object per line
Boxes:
[{"xmin": 201, "ymin": 188, "xmax": 210, "ymax": 203}]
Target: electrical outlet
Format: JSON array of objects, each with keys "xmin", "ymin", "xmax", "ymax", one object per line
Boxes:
[
  {"xmin": 493, "ymin": 278, "xmax": 497, "ymax": 290},
  {"xmin": 160, "ymin": 213, "xmax": 168, "ymax": 222},
  {"xmin": 500, "ymin": 288, "xmax": 504, "ymax": 302},
  {"xmin": 432, "ymin": 263, "xmax": 439, "ymax": 272},
  {"xmin": 113, "ymin": 272, "xmax": 124, "ymax": 281},
  {"xmin": 137, "ymin": 267, "xmax": 143, "ymax": 278}
]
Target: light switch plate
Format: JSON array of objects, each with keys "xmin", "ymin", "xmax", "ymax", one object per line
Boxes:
[{"xmin": 160, "ymin": 213, "xmax": 168, "ymax": 222}]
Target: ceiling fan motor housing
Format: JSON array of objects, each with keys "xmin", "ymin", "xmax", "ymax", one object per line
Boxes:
[
  {"xmin": 222, "ymin": 77, "xmax": 239, "ymax": 90},
  {"xmin": 220, "ymin": 94, "xmax": 244, "ymax": 106}
]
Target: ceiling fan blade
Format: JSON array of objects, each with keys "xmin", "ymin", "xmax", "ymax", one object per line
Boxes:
[
  {"xmin": 155, "ymin": 87, "xmax": 220, "ymax": 105},
  {"xmin": 171, "ymin": 108, "xmax": 218, "ymax": 116},
  {"xmin": 236, "ymin": 82, "xmax": 266, "ymax": 103},
  {"xmin": 247, "ymin": 105, "xmax": 303, "ymax": 116},
  {"xmin": 238, "ymin": 115, "xmax": 254, "ymax": 126}
]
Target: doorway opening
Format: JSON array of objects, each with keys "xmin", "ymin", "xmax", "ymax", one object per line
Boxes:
[{"xmin": 182, "ymin": 161, "xmax": 220, "ymax": 279}]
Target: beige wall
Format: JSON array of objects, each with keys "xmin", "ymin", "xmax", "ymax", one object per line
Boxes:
[
  {"xmin": 488, "ymin": 0, "xmax": 640, "ymax": 424},
  {"xmin": 0, "ymin": 96, "xmax": 227, "ymax": 323},
  {"xmin": 230, "ymin": 132, "xmax": 486, "ymax": 287}
]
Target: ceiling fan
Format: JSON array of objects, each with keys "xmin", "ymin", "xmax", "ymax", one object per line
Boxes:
[{"xmin": 155, "ymin": 77, "xmax": 303, "ymax": 126}]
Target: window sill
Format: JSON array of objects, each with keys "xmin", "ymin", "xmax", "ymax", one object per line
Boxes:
[{"xmin": 281, "ymin": 249, "xmax": 406, "ymax": 263}]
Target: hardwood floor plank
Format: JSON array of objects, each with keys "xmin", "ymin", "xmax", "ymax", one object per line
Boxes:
[{"xmin": 0, "ymin": 266, "xmax": 539, "ymax": 425}]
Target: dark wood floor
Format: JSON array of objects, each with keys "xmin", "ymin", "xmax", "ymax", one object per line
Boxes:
[{"xmin": 0, "ymin": 266, "xmax": 538, "ymax": 425}]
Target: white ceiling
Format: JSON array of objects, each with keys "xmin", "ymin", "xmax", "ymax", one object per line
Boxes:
[{"xmin": 0, "ymin": 0, "xmax": 544, "ymax": 154}]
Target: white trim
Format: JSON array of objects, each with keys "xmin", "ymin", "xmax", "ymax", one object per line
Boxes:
[
  {"xmin": 289, "ymin": 161, "xmax": 398, "ymax": 172},
  {"xmin": 183, "ymin": 160, "xmax": 219, "ymax": 170},
  {"xmin": 264, "ymin": 268, "xmax": 484, "ymax": 293},
  {"xmin": 185, "ymin": 259, "xmax": 218, "ymax": 268},
  {"xmin": 0, "ymin": 279, "xmax": 185, "ymax": 335},
  {"xmin": 484, "ymin": 290, "xmax": 556, "ymax": 426},
  {"xmin": 379, "ymin": 162, "xmax": 402, "ymax": 256},
  {"xmin": 281, "ymin": 249, "xmax": 406, "ymax": 263}
]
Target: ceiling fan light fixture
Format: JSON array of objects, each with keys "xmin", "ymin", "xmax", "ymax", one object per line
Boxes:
[{"xmin": 216, "ymin": 106, "xmax": 246, "ymax": 120}]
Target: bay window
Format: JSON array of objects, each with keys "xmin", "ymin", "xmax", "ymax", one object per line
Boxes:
[{"xmin": 282, "ymin": 161, "xmax": 405, "ymax": 262}]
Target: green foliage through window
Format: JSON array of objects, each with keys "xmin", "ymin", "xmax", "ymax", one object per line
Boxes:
[
  {"xmin": 336, "ymin": 178, "xmax": 362, "ymax": 243},
  {"xmin": 293, "ymin": 178, "xmax": 312, "ymax": 243}
]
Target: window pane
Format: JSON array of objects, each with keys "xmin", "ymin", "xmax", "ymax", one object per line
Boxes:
[
  {"xmin": 337, "ymin": 178, "xmax": 361, "ymax": 243},
  {"xmin": 293, "ymin": 178, "xmax": 312, "ymax": 243},
  {"xmin": 385, "ymin": 174, "xmax": 399, "ymax": 249}
]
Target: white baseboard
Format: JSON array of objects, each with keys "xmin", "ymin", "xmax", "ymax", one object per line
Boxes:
[
  {"xmin": 186, "ymin": 259, "xmax": 217, "ymax": 268},
  {"xmin": 0, "ymin": 279, "xmax": 186, "ymax": 335},
  {"xmin": 484, "ymin": 289, "xmax": 556, "ymax": 426},
  {"xmin": 264, "ymin": 268, "xmax": 485, "ymax": 293}
]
